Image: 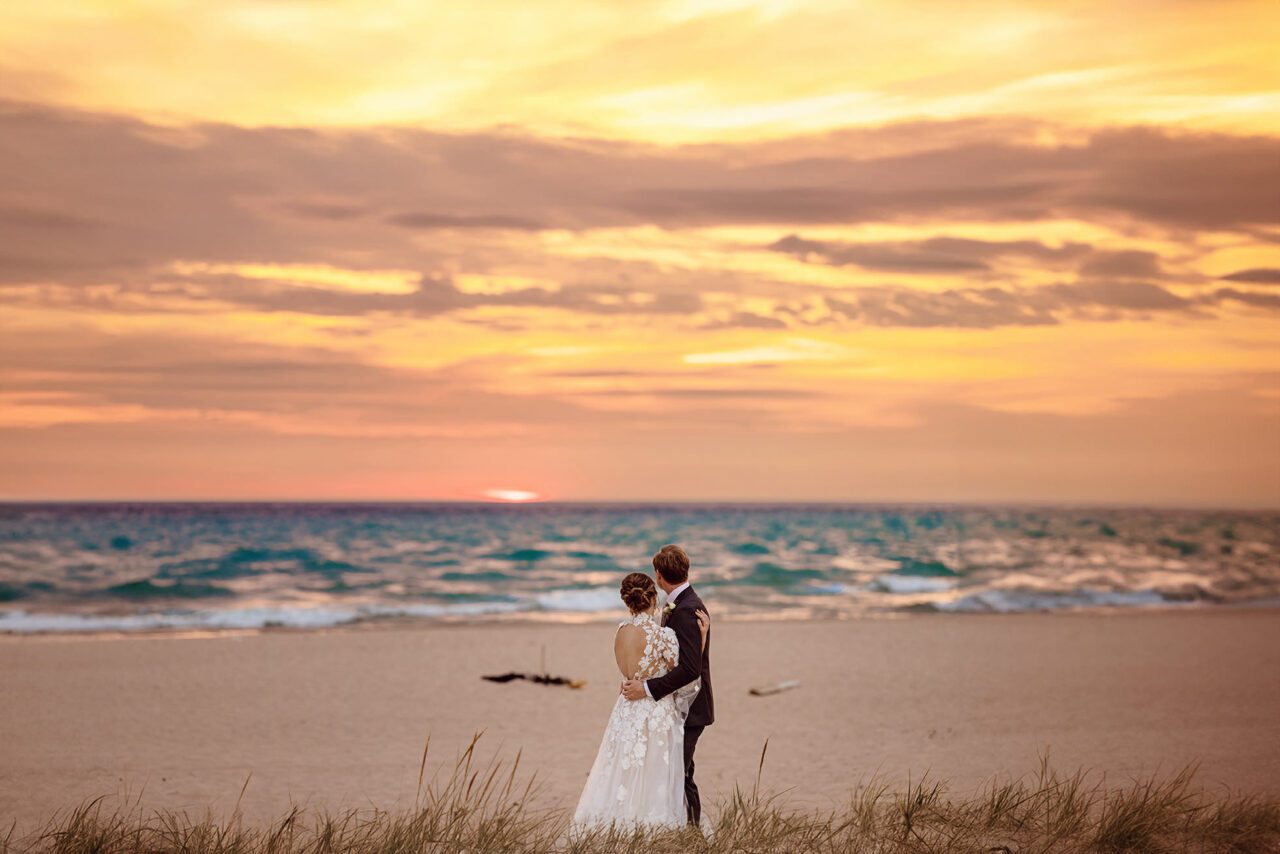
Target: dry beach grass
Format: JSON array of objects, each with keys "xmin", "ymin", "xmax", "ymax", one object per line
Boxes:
[{"xmin": 6, "ymin": 734, "xmax": 1278, "ymax": 854}]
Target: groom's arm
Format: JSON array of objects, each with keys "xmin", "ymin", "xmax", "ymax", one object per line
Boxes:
[{"xmin": 644, "ymin": 608, "xmax": 703, "ymax": 702}]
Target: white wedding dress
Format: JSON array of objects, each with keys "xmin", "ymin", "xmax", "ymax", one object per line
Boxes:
[{"xmin": 570, "ymin": 610, "xmax": 701, "ymax": 833}]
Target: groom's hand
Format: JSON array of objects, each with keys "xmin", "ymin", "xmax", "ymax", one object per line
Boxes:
[{"xmin": 621, "ymin": 679, "xmax": 646, "ymax": 701}]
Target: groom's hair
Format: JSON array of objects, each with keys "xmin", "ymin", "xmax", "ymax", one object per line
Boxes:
[{"xmin": 652, "ymin": 544, "xmax": 689, "ymax": 584}]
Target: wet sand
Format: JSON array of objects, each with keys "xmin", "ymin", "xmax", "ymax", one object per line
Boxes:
[{"xmin": 1, "ymin": 609, "xmax": 1278, "ymax": 833}]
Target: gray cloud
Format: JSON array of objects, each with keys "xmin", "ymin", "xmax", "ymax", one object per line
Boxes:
[
  {"xmin": 768, "ymin": 233, "xmax": 1092, "ymax": 273},
  {"xmin": 541, "ymin": 366, "xmax": 778, "ymax": 379},
  {"xmin": 818, "ymin": 279, "xmax": 1218, "ymax": 329},
  {"xmin": 2, "ymin": 100, "xmax": 1278, "ymax": 292},
  {"xmin": 1077, "ymin": 249, "xmax": 1165, "ymax": 279},
  {"xmin": 1, "ymin": 270, "xmax": 703, "ymax": 319},
  {"xmin": 577, "ymin": 387, "xmax": 819, "ymax": 398},
  {"xmin": 697, "ymin": 310, "xmax": 790, "ymax": 330},
  {"xmin": 824, "ymin": 287, "xmax": 1058, "ymax": 329},
  {"xmin": 1219, "ymin": 268, "xmax": 1280, "ymax": 285},
  {"xmin": 2, "ymin": 99, "xmax": 1278, "ymax": 335},
  {"xmin": 767, "ymin": 233, "xmax": 1177, "ymax": 284},
  {"xmin": 386, "ymin": 211, "xmax": 545, "ymax": 230},
  {"xmin": 1046, "ymin": 280, "xmax": 1190, "ymax": 311},
  {"xmin": 0, "ymin": 204, "xmax": 101, "ymax": 231},
  {"xmin": 1208, "ymin": 287, "xmax": 1280, "ymax": 309},
  {"xmin": 615, "ymin": 125, "xmax": 1280, "ymax": 231},
  {"xmin": 280, "ymin": 200, "xmax": 369, "ymax": 220},
  {"xmin": 6, "ymin": 259, "xmax": 1272, "ymax": 331}
]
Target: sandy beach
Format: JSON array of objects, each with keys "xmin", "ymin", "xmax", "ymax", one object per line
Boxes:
[{"xmin": 2, "ymin": 609, "xmax": 1278, "ymax": 834}]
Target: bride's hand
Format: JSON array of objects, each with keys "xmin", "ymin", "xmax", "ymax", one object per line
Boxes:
[{"xmin": 695, "ymin": 608, "xmax": 710, "ymax": 648}]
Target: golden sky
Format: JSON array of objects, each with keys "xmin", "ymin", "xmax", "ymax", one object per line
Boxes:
[{"xmin": 1, "ymin": 0, "xmax": 1278, "ymax": 504}]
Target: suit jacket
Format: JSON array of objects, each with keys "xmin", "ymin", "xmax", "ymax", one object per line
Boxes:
[{"xmin": 645, "ymin": 584, "xmax": 714, "ymax": 727}]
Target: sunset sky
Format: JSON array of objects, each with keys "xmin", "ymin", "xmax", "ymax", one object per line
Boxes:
[{"xmin": 1, "ymin": 0, "xmax": 1278, "ymax": 505}]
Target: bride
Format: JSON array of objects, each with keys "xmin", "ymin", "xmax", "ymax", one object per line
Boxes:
[{"xmin": 570, "ymin": 571, "xmax": 710, "ymax": 833}]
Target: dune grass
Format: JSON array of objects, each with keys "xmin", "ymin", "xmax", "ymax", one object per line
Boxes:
[{"xmin": 4, "ymin": 734, "xmax": 1277, "ymax": 854}]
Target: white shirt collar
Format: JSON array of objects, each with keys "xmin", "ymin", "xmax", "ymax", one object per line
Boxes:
[{"xmin": 666, "ymin": 580, "xmax": 691, "ymax": 604}]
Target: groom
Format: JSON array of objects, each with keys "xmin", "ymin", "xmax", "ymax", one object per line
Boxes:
[{"xmin": 621, "ymin": 543, "xmax": 714, "ymax": 826}]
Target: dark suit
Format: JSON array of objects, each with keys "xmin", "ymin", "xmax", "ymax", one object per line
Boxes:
[{"xmin": 645, "ymin": 584, "xmax": 713, "ymax": 825}]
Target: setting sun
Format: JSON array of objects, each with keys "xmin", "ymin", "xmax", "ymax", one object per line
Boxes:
[{"xmin": 481, "ymin": 489, "xmax": 542, "ymax": 503}]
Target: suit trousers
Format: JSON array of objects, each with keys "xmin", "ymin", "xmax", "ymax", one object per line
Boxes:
[{"xmin": 683, "ymin": 723, "xmax": 705, "ymax": 826}]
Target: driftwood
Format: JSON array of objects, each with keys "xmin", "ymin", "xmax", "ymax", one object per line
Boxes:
[
  {"xmin": 481, "ymin": 671, "xmax": 586, "ymax": 689},
  {"xmin": 749, "ymin": 680, "xmax": 801, "ymax": 696},
  {"xmin": 482, "ymin": 645, "xmax": 585, "ymax": 689}
]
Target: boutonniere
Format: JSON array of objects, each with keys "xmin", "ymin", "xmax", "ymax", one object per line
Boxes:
[{"xmin": 663, "ymin": 601, "xmax": 676, "ymax": 614}]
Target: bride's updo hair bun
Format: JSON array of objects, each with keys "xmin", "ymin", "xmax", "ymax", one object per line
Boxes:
[{"xmin": 620, "ymin": 572, "xmax": 657, "ymax": 614}]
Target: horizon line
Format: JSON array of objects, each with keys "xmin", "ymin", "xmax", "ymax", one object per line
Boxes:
[{"xmin": 1, "ymin": 498, "xmax": 1277, "ymax": 512}]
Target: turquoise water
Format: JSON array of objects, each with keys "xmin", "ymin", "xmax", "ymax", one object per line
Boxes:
[{"xmin": 0, "ymin": 502, "xmax": 1277, "ymax": 632}]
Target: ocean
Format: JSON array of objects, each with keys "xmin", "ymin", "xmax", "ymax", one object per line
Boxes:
[{"xmin": 0, "ymin": 502, "xmax": 1277, "ymax": 634}]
